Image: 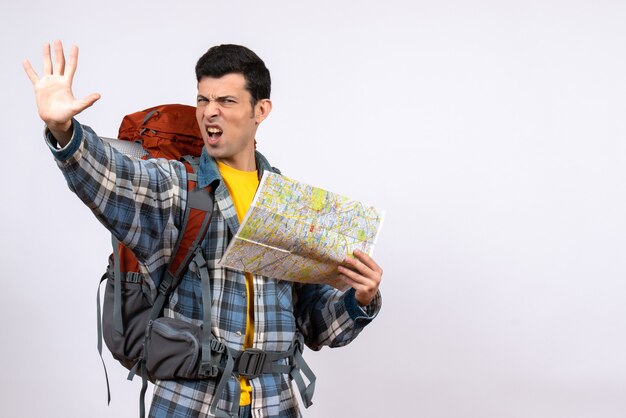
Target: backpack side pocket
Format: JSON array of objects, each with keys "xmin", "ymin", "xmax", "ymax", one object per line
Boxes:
[{"xmin": 145, "ymin": 317, "xmax": 202, "ymax": 380}]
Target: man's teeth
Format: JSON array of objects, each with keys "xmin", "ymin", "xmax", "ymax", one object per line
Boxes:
[{"xmin": 207, "ymin": 127, "xmax": 223, "ymax": 137}]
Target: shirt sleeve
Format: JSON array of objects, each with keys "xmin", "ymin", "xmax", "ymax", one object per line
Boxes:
[
  {"xmin": 293, "ymin": 283, "xmax": 382, "ymax": 351},
  {"xmin": 45, "ymin": 119, "xmax": 188, "ymax": 267}
]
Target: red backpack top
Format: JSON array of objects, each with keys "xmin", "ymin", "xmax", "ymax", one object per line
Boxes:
[
  {"xmin": 118, "ymin": 103, "xmax": 204, "ymax": 159},
  {"xmin": 103, "ymin": 104, "xmax": 208, "ymax": 284}
]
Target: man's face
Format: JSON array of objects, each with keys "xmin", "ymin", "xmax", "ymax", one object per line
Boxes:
[{"xmin": 196, "ymin": 73, "xmax": 271, "ymax": 171}]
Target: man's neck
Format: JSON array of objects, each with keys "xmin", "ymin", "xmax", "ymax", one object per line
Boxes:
[{"xmin": 216, "ymin": 156, "xmax": 257, "ymax": 172}]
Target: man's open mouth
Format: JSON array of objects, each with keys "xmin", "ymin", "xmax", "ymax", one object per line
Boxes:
[{"xmin": 207, "ymin": 127, "xmax": 223, "ymax": 139}]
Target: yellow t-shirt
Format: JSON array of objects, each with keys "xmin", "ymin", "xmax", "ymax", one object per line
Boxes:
[{"xmin": 216, "ymin": 161, "xmax": 258, "ymax": 407}]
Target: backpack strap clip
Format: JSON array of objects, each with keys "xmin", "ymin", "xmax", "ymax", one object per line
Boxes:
[
  {"xmin": 237, "ymin": 348, "xmax": 267, "ymax": 380},
  {"xmin": 157, "ymin": 273, "xmax": 174, "ymax": 295},
  {"xmin": 210, "ymin": 339, "xmax": 226, "ymax": 354},
  {"xmin": 198, "ymin": 363, "xmax": 219, "ymax": 378}
]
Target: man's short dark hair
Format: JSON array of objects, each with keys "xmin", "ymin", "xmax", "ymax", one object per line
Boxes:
[{"xmin": 195, "ymin": 44, "xmax": 271, "ymax": 105}]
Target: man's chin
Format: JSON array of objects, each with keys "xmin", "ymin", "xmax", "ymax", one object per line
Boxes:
[{"xmin": 204, "ymin": 146, "xmax": 237, "ymax": 164}]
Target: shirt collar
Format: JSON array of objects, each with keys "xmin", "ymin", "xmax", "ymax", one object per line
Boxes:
[
  {"xmin": 197, "ymin": 148, "xmax": 275, "ymax": 188},
  {"xmin": 197, "ymin": 148, "xmax": 221, "ymax": 188}
]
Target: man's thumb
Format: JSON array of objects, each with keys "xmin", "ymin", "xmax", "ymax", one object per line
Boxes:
[{"xmin": 75, "ymin": 93, "xmax": 101, "ymax": 113}]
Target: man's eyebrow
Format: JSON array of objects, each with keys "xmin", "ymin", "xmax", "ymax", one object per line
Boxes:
[{"xmin": 196, "ymin": 94, "xmax": 237, "ymax": 101}]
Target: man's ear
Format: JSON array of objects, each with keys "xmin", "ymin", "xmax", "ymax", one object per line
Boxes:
[{"xmin": 254, "ymin": 99, "xmax": 272, "ymax": 124}]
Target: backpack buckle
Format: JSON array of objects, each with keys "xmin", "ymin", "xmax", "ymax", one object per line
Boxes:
[
  {"xmin": 238, "ymin": 348, "xmax": 266, "ymax": 379},
  {"xmin": 210, "ymin": 339, "xmax": 225, "ymax": 354},
  {"xmin": 198, "ymin": 363, "xmax": 219, "ymax": 378}
]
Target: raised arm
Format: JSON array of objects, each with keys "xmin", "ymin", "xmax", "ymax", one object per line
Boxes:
[{"xmin": 23, "ymin": 40, "xmax": 100, "ymax": 146}]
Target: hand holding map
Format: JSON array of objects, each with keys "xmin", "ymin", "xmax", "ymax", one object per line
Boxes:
[{"xmin": 218, "ymin": 172, "xmax": 385, "ymax": 289}]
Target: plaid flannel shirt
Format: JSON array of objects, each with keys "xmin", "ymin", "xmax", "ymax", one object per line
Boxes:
[{"xmin": 47, "ymin": 120, "xmax": 381, "ymax": 418}]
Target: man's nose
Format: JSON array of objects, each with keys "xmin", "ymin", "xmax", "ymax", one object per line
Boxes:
[{"xmin": 203, "ymin": 100, "xmax": 220, "ymax": 119}]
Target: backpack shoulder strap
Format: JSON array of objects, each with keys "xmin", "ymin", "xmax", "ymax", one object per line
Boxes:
[
  {"xmin": 153, "ymin": 157, "xmax": 214, "ymax": 311},
  {"xmin": 133, "ymin": 157, "xmax": 215, "ymax": 418}
]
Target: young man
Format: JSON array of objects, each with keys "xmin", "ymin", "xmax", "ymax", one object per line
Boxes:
[{"xmin": 24, "ymin": 40, "xmax": 383, "ymax": 418}]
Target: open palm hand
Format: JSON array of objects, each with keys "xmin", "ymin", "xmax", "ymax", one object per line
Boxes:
[{"xmin": 23, "ymin": 40, "xmax": 100, "ymax": 144}]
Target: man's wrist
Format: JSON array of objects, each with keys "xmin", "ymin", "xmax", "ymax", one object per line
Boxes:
[
  {"xmin": 47, "ymin": 120, "xmax": 73, "ymax": 147},
  {"xmin": 46, "ymin": 118, "xmax": 83, "ymax": 161},
  {"xmin": 344, "ymin": 288, "xmax": 380, "ymax": 321}
]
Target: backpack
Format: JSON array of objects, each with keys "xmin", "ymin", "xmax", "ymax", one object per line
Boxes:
[
  {"xmin": 96, "ymin": 104, "xmax": 315, "ymax": 418},
  {"xmin": 97, "ymin": 104, "xmax": 216, "ymax": 413}
]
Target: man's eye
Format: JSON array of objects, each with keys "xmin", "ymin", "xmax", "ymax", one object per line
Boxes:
[{"xmin": 197, "ymin": 97, "xmax": 208, "ymax": 104}]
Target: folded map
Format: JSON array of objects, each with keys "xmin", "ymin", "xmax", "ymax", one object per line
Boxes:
[{"xmin": 218, "ymin": 172, "xmax": 385, "ymax": 290}]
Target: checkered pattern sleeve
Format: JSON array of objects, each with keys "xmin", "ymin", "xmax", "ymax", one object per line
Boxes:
[
  {"xmin": 47, "ymin": 120, "xmax": 186, "ymax": 269},
  {"xmin": 293, "ymin": 284, "xmax": 382, "ymax": 351}
]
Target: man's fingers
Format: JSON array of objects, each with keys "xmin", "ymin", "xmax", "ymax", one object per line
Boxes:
[
  {"xmin": 337, "ymin": 266, "xmax": 378, "ymax": 306},
  {"xmin": 53, "ymin": 39, "xmax": 65, "ymax": 75},
  {"xmin": 22, "ymin": 59, "xmax": 39, "ymax": 84},
  {"xmin": 338, "ymin": 251, "xmax": 384, "ymax": 306},
  {"xmin": 342, "ymin": 258, "xmax": 369, "ymax": 278},
  {"xmin": 337, "ymin": 265, "xmax": 365, "ymax": 285},
  {"xmin": 352, "ymin": 249, "xmax": 383, "ymax": 274},
  {"xmin": 42, "ymin": 42, "xmax": 52, "ymax": 75},
  {"xmin": 66, "ymin": 45, "xmax": 79, "ymax": 82},
  {"xmin": 342, "ymin": 251, "xmax": 375, "ymax": 279}
]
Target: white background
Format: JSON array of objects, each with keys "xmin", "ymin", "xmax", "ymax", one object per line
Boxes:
[{"xmin": 1, "ymin": 1, "xmax": 626, "ymax": 417}]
